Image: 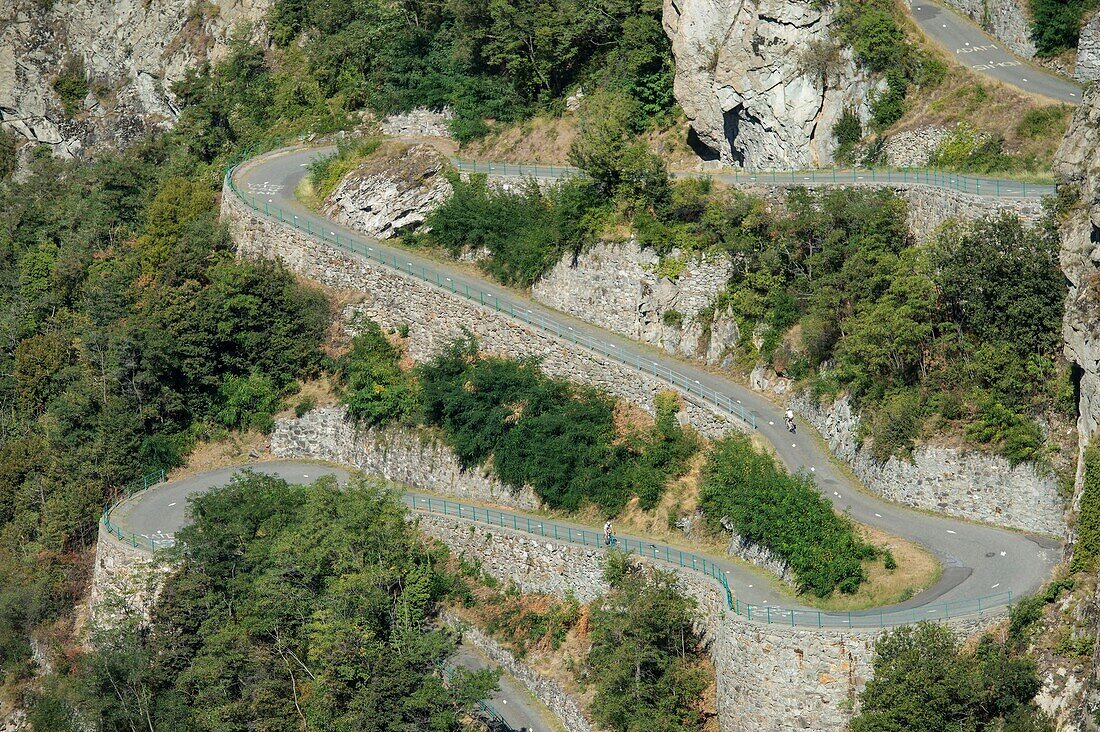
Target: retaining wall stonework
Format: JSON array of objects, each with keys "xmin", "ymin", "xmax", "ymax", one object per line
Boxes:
[
  {"xmin": 270, "ymin": 406, "xmax": 540, "ymax": 510},
  {"xmin": 89, "ymin": 528, "xmax": 172, "ymax": 627},
  {"xmin": 221, "ymin": 186, "xmax": 735, "ymax": 441},
  {"xmin": 418, "ymin": 515, "xmax": 1003, "ymax": 732},
  {"xmin": 791, "ymin": 394, "xmax": 1065, "ymax": 536}
]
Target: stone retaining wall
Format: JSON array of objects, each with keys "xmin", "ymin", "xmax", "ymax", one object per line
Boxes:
[
  {"xmin": 442, "ymin": 611, "xmax": 593, "ymax": 732},
  {"xmin": 89, "ymin": 527, "xmax": 171, "ymax": 627},
  {"xmin": 419, "ymin": 513, "xmax": 1003, "ymax": 732},
  {"xmin": 271, "ymin": 405, "xmax": 540, "ymax": 510},
  {"xmin": 222, "ymin": 176, "xmax": 736, "ymax": 440},
  {"xmin": 791, "ymin": 394, "xmax": 1065, "ymax": 536}
]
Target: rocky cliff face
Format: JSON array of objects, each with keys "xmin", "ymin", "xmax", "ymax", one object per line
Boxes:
[
  {"xmin": 323, "ymin": 143, "xmax": 453, "ymax": 239},
  {"xmin": 0, "ymin": 0, "xmax": 270, "ymax": 157},
  {"xmin": 662, "ymin": 0, "xmax": 875, "ymax": 169},
  {"xmin": 1055, "ymin": 87, "xmax": 1100, "ymax": 508}
]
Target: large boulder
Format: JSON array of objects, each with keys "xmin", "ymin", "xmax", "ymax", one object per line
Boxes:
[
  {"xmin": 322, "ymin": 143, "xmax": 453, "ymax": 239},
  {"xmin": 662, "ymin": 0, "xmax": 875, "ymax": 169}
]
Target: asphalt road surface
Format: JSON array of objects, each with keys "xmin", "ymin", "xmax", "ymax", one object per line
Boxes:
[
  {"xmin": 228, "ymin": 146, "xmax": 1059, "ymax": 616},
  {"xmin": 908, "ymin": 0, "xmax": 1082, "ymax": 103}
]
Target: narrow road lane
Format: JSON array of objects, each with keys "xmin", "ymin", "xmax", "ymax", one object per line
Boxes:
[
  {"xmin": 907, "ymin": 0, "xmax": 1082, "ymax": 103},
  {"xmin": 228, "ymin": 146, "xmax": 1059, "ymax": 618}
]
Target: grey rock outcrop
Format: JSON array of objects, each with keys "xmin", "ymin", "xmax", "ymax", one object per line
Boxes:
[
  {"xmin": 0, "ymin": 0, "xmax": 271, "ymax": 156},
  {"xmin": 662, "ymin": 0, "xmax": 875, "ymax": 169},
  {"xmin": 1078, "ymin": 12, "xmax": 1100, "ymax": 83},
  {"xmin": 1055, "ymin": 87, "xmax": 1100, "ymax": 506},
  {"xmin": 323, "ymin": 143, "xmax": 453, "ymax": 239}
]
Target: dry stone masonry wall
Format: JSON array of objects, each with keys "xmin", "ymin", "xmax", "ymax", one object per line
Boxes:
[
  {"xmin": 928, "ymin": 0, "xmax": 1037, "ymax": 57},
  {"xmin": 222, "ymin": 171, "xmax": 736, "ymax": 441},
  {"xmin": 89, "ymin": 527, "xmax": 173, "ymax": 627},
  {"xmin": 792, "ymin": 394, "xmax": 1065, "ymax": 535},
  {"xmin": 270, "ymin": 405, "xmax": 540, "ymax": 511}
]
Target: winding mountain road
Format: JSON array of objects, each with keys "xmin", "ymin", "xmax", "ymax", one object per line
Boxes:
[
  {"xmin": 907, "ymin": 0, "xmax": 1082, "ymax": 104},
  {"xmin": 227, "ymin": 146, "xmax": 1059, "ymax": 616}
]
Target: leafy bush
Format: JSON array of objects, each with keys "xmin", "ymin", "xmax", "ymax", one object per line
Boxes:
[
  {"xmin": 833, "ymin": 107, "xmax": 863, "ymax": 145},
  {"xmin": 662, "ymin": 309, "xmax": 685, "ymax": 327},
  {"xmin": 866, "ymin": 390, "xmax": 923, "ymax": 462},
  {"xmin": 1016, "ymin": 105, "xmax": 1072, "ymax": 139},
  {"xmin": 699, "ymin": 435, "xmax": 875, "ymax": 596},
  {"xmin": 965, "ymin": 400, "xmax": 1045, "ymax": 466},
  {"xmin": 1030, "ymin": 0, "xmax": 1098, "ymax": 55},
  {"xmin": 52, "ymin": 58, "xmax": 89, "ymax": 118},
  {"xmin": 38, "ymin": 473, "xmax": 500, "ymax": 729},
  {"xmin": 294, "ymin": 395, "xmax": 316, "ymax": 417},
  {"xmin": 336, "ymin": 320, "xmax": 417, "ymax": 426},
  {"xmin": 852, "ymin": 623, "xmax": 1050, "ymax": 732},
  {"xmin": 929, "ymin": 123, "xmax": 1016, "ymax": 173},
  {"xmin": 417, "ymin": 336, "xmax": 697, "ymax": 512},
  {"xmin": 586, "ymin": 561, "xmax": 710, "ymax": 732},
  {"xmin": 1071, "ymin": 444, "xmax": 1100, "ymax": 572},
  {"xmin": 419, "ymin": 174, "xmax": 607, "ymax": 287},
  {"xmin": 214, "ymin": 371, "xmax": 284, "ymax": 433}
]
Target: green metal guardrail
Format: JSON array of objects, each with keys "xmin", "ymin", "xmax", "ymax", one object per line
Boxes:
[
  {"xmin": 450, "ymin": 159, "xmax": 1055, "ymax": 199},
  {"xmin": 225, "ymin": 154, "xmax": 758, "ymax": 429},
  {"xmin": 403, "ymin": 493, "xmax": 1013, "ymax": 629},
  {"xmin": 98, "ymin": 467, "xmax": 1015, "ymax": 627},
  {"xmin": 440, "ymin": 663, "xmax": 510, "ymax": 729},
  {"xmin": 100, "ymin": 468, "xmax": 168, "ymax": 550}
]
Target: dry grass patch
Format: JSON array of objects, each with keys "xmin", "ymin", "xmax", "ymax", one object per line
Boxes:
[
  {"xmin": 171, "ymin": 428, "xmax": 273, "ymax": 479},
  {"xmin": 798, "ymin": 522, "xmax": 942, "ymax": 611}
]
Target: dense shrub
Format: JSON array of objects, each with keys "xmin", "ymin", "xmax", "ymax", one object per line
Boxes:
[
  {"xmin": 213, "ymin": 371, "xmax": 284, "ymax": 433},
  {"xmin": 52, "ymin": 57, "xmax": 89, "ymax": 118},
  {"xmin": 833, "ymin": 107, "xmax": 863, "ymax": 145},
  {"xmin": 335, "ymin": 320, "xmax": 417, "ymax": 426},
  {"xmin": 34, "ymin": 473, "xmax": 500, "ymax": 730},
  {"xmin": 851, "ymin": 623, "xmax": 1050, "ymax": 732},
  {"xmin": 306, "ymin": 136, "xmax": 382, "ymax": 201},
  {"xmin": 699, "ymin": 435, "xmax": 876, "ymax": 596},
  {"xmin": 1016, "ymin": 105, "xmax": 1072, "ymax": 139},
  {"xmin": 586, "ymin": 559, "xmax": 710, "ymax": 732},
  {"xmin": 1030, "ymin": 0, "xmax": 1098, "ymax": 55},
  {"xmin": 419, "ymin": 174, "xmax": 608, "ymax": 286},
  {"xmin": 1072, "ymin": 444, "xmax": 1100, "ymax": 572},
  {"xmin": 417, "ymin": 336, "xmax": 698, "ymax": 512},
  {"xmin": 266, "ymin": 0, "xmax": 676, "ymax": 136},
  {"xmin": 928, "ymin": 123, "xmax": 1017, "ymax": 173}
]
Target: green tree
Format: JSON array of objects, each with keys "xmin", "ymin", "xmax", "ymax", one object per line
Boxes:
[{"xmin": 337, "ymin": 320, "xmax": 417, "ymax": 425}]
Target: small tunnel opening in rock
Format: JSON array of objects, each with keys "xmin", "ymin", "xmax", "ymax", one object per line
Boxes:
[
  {"xmin": 722, "ymin": 106, "xmax": 746, "ymax": 167},
  {"xmin": 686, "ymin": 126, "xmax": 720, "ymax": 161}
]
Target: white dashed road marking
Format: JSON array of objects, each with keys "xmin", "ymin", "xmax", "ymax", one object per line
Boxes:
[
  {"xmin": 168, "ymin": 502, "xmax": 176, "ymax": 507},
  {"xmin": 874, "ymin": 513, "xmax": 882, "ymax": 518},
  {"xmin": 946, "ymin": 529, "xmax": 957, "ymax": 534},
  {"xmin": 991, "ymin": 583, "xmax": 1000, "ymax": 589}
]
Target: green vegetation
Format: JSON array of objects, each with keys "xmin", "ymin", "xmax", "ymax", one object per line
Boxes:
[
  {"xmin": 0, "ymin": 131, "xmax": 16, "ymax": 180},
  {"xmin": 927, "ymin": 122, "xmax": 1046, "ymax": 174},
  {"xmin": 1072, "ymin": 443, "xmax": 1100, "ymax": 572},
  {"xmin": 584, "ymin": 557, "xmax": 711, "ymax": 732},
  {"xmin": 417, "ymin": 337, "xmax": 699, "ymax": 512},
  {"xmin": 267, "ymin": 0, "xmax": 675, "ymax": 140},
  {"xmin": 307, "ymin": 136, "xmax": 383, "ymax": 201},
  {"xmin": 52, "ymin": 57, "xmax": 89, "ymax": 118},
  {"xmin": 699, "ymin": 435, "xmax": 877, "ymax": 596},
  {"xmin": 32, "ymin": 472, "xmax": 499, "ymax": 731},
  {"xmin": 1030, "ymin": 0, "xmax": 1098, "ymax": 55},
  {"xmin": 835, "ymin": 0, "xmax": 945, "ymax": 129},
  {"xmin": 336, "ymin": 320, "xmax": 418, "ymax": 426},
  {"xmin": 0, "ymin": 144, "xmax": 329, "ymax": 689},
  {"xmin": 851, "ymin": 622, "xmax": 1051, "ymax": 732},
  {"xmin": 417, "ymin": 174, "xmax": 608, "ymax": 287}
]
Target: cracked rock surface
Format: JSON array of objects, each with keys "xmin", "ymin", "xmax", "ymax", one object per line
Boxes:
[
  {"xmin": 662, "ymin": 0, "xmax": 875, "ymax": 169},
  {"xmin": 0, "ymin": 0, "xmax": 270, "ymax": 157},
  {"xmin": 322, "ymin": 143, "xmax": 454, "ymax": 240}
]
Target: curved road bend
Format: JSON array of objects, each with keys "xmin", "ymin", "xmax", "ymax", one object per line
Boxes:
[
  {"xmin": 907, "ymin": 0, "xmax": 1082, "ymax": 103},
  {"xmin": 110, "ymin": 462, "xmax": 549, "ymax": 732},
  {"xmin": 229, "ymin": 148, "xmax": 1058, "ymax": 615}
]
